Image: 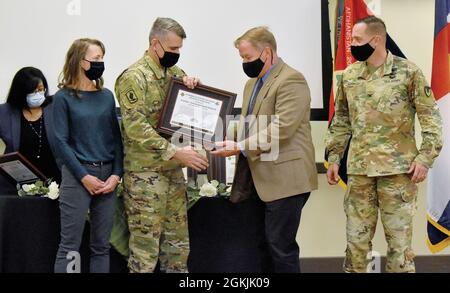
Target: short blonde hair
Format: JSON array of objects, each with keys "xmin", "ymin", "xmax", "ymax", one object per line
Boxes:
[{"xmin": 234, "ymin": 26, "xmax": 277, "ymax": 52}]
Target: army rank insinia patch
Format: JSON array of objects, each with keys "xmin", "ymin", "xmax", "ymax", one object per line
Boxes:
[{"xmin": 424, "ymin": 86, "xmax": 432, "ymax": 97}]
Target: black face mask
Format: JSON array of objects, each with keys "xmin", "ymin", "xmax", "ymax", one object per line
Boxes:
[
  {"xmin": 156, "ymin": 40, "xmax": 180, "ymax": 68},
  {"xmin": 83, "ymin": 60, "xmax": 105, "ymax": 80},
  {"xmin": 242, "ymin": 51, "xmax": 266, "ymax": 78},
  {"xmin": 350, "ymin": 38, "xmax": 376, "ymax": 61}
]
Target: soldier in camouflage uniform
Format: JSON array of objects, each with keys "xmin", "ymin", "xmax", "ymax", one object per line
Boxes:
[
  {"xmin": 325, "ymin": 16, "xmax": 443, "ymax": 273},
  {"xmin": 114, "ymin": 17, "xmax": 208, "ymax": 273}
]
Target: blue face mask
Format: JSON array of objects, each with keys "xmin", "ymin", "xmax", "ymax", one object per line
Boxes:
[{"xmin": 26, "ymin": 91, "xmax": 46, "ymax": 108}]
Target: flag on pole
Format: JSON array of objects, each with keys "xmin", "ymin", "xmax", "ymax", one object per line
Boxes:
[{"xmin": 427, "ymin": 0, "xmax": 450, "ymax": 253}]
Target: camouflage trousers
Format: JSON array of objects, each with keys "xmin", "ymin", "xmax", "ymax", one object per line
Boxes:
[
  {"xmin": 344, "ymin": 174, "xmax": 418, "ymax": 273},
  {"xmin": 123, "ymin": 168, "xmax": 189, "ymax": 273}
]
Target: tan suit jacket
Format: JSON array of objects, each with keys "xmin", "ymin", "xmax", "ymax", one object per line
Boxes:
[{"xmin": 231, "ymin": 59, "xmax": 318, "ymax": 202}]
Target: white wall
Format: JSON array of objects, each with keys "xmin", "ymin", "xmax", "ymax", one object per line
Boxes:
[{"xmin": 0, "ymin": 0, "xmax": 324, "ymax": 109}]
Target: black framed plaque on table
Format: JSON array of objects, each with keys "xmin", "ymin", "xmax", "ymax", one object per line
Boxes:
[
  {"xmin": 157, "ymin": 77, "xmax": 237, "ymax": 146},
  {"xmin": 0, "ymin": 152, "xmax": 47, "ymax": 186}
]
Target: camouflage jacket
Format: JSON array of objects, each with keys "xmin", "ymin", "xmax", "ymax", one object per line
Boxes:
[
  {"xmin": 115, "ymin": 52, "xmax": 185, "ymax": 172},
  {"xmin": 326, "ymin": 52, "xmax": 443, "ymax": 176}
]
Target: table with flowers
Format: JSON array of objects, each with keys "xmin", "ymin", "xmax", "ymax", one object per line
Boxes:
[{"xmin": 0, "ymin": 179, "xmax": 270, "ymax": 273}]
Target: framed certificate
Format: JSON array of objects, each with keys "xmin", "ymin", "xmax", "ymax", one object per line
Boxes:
[
  {"xmin": 157, "ymin": 78, "xmax": 237, "ymax": 144},
  {"xmin": 0, "ymin": 152, "xmax": 47, "ymax": 185}
]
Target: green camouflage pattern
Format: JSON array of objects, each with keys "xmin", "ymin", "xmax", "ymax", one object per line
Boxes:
[
  {"xmin": 123, "ymin": 169, "xmax": 189, "ymax": 273},
  {"xmin": 115, "ymin": 52, "xmax": 189, "ymax": 273},
  {"xmin": 344, "ymin": 174, "xmax": 418, "ymax": 273},
  {"xmin": 109, "ymin": 183, "xmax": 130, "ymax": 258},
  {"xmin": 326, "ymin": 52, "xmax": 443, "ymax": 176},
  {"xmin": 115, "ymin": 52, "xmax": 186, "ymax": 172}
]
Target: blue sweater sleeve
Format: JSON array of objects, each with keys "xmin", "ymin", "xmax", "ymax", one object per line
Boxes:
[
  {"xmin": 111, "ymin": 103, "xmax": 124, "ymax": 177},
  {"xmin": 52, "ymin": 93, "xmax": 88, "ymax": 181}
]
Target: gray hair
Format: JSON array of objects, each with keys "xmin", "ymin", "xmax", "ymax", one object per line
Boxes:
[{"xmin": 149, "ymin": 17, "xmax": 186, "ymax": 41}]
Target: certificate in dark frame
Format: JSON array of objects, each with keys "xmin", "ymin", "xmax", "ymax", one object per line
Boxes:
[
  {"xmin": 0, "ymin": 152, "xmax": 47, "ymax": 186},
  {"xmin": 157, "ymin": 77, "xmax": 237, "ymax": 144}
]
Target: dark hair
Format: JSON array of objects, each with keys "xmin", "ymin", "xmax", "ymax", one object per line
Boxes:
[
  {"xmin": 355, "ymin": 16, "xmax": 387, "ymax": 37},
  {"xmin": 6, "ymin": 67, "xmax": 49, "ymax": 110}
]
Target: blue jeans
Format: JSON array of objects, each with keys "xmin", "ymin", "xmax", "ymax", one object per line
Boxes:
[{"xmin": 54, "ymin": 164, "xmax": 116, "ymax": 273}]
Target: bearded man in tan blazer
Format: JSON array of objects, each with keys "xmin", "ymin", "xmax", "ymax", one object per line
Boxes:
[{"xmin": 212, "ymin": 26, "xmax": 318, "ymax": 273}]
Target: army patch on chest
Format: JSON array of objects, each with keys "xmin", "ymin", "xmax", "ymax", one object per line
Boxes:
[
  {"xmin": 424, "ymin": 86, "xmax": 432, "ymax": 97},
  {"xmin": 385, "ymin": 78, "xmax": 401, "ymax": 83}
]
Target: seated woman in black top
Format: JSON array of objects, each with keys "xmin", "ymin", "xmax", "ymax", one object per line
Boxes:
[{"xmin": 0, "ymin": 67, "xmax": 61, "ymax": 194}]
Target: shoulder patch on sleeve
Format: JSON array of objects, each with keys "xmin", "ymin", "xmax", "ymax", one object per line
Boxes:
[
  {"xmin": 125, "ymin": 89, "xmax": 138, "ymax": 104},
  {"xmin": 115, "ymin": 69, "xmax": 147, "ymax": 109}
]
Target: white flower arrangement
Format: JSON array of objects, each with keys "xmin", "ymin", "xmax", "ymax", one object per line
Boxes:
[
  {"xmin": 187, "ymin": 180, "xmax": 231, "ymax": 210},
  {"xmin": 199, "ymin": 181, "xmax": 218, "ymax": 197},
  {"xmin": 17, "ymin": 179, "xmax": 59, "ymax": 200}
]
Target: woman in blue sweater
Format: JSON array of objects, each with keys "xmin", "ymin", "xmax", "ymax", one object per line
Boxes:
[{"xmin": 53, "ymin": 38, "xmax": 123, "ymax": 273}]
